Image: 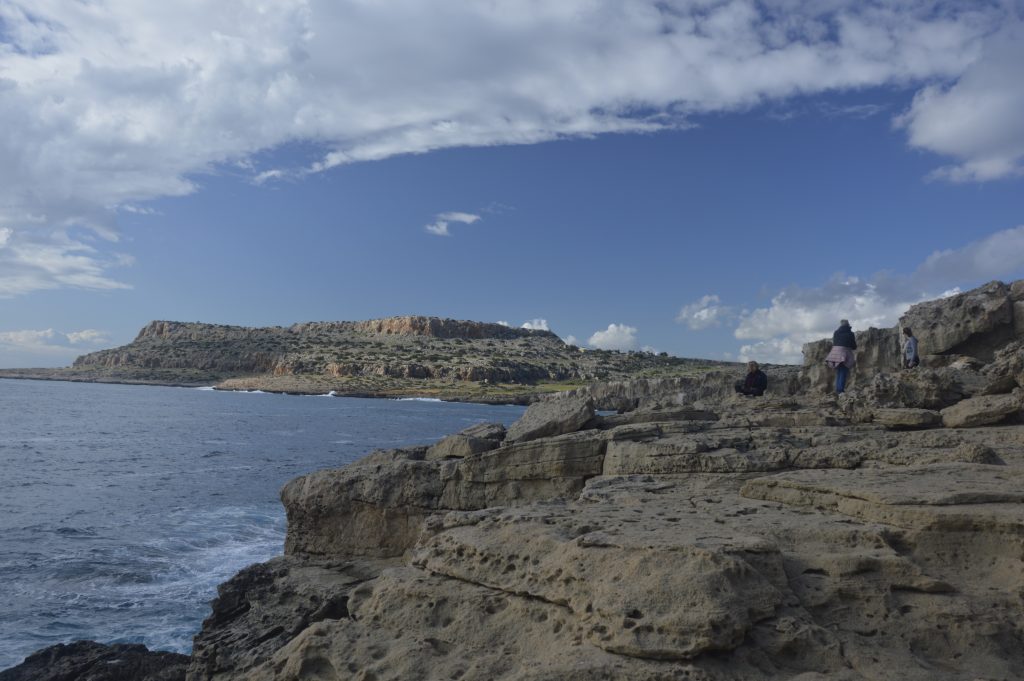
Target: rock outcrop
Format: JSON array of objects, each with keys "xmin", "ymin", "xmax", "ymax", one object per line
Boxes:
[
  {"xmin": 800, "ymin": 279, "xmax": 1024, "ymax": 395},
  {"xmin": 7, "ymin": 282, "xmax": 1024, "ymax": 681},
  {"xmin": 0, "ymin": 641, "xmax": 188, "ymax": 681},
  {"xmin": 169, "ymin": 280, "xmax": 1024, "ymax": 681}
]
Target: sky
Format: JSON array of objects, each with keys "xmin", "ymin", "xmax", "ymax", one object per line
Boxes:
[{"xmin": 1, "ymin": 0, "xmax": 1024, "ymax": 367}]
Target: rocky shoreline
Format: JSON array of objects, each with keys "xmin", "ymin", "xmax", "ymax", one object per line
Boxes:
[{"xmin": 3, "ymin": 281, "xmax": 1024, "ymax": 680}]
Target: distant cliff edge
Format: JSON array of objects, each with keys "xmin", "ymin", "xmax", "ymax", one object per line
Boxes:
[{"xmin": 0, "ymin": 316, "xmax": 732, "ymax": 403}]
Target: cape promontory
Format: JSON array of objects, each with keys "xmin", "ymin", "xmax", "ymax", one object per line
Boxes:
[{"xmin": 0, "ymin": 316, "xmax": 731, "ymax": 402}]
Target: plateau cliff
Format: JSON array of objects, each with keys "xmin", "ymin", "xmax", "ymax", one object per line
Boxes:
[{"xmin": 0, "ymin": 316, "xmax": 730, "ymax": 403}]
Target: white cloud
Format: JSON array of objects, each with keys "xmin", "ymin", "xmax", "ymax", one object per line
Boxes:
[
  {"xmin": 521, "ymin": 319, "xmax": 549, "ymax": 331},
  {"xmin": 495, "ymin": 320, "xmax": 510, "ymax": 327},
  {"xmin": 438, "ymin": 212, "xmax": 480, "ymax": 224},
  {"xmin": 897, "ymin": 23, "xmax": 1024, "ymax": 182},
  {"xmin": 0, "ymin": 1, "xmax": 1014, "ymax": 294},
  {"xmin": 676, "ymin": 294, "xmax": 733, "ymax": 330},
  {"xmin": 731, "ymin": 225, "xmax": 1024, "ymax": 364},
  {"xmin": 589, "ymin": 323, "xmax": 638, "ymax": 351},
  {"xmin": 425, "ymin": 211, "xmax": 482, "ymax": 237},
  {"xmin": 563, "ymin": 334, "xmax": 579, "ymax": 346},
  {"xmin": 424, "ymin": 220, "xmax": 451, "ymax": 237},
  {"xmin": 65, "ymin": 329, "xmax": 110, "ymax": 345},
  {"xmin": 0, "ymin": 327, "xmax": 109, "ymax": 358}
]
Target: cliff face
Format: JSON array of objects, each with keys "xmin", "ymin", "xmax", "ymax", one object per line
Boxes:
[
  {"xmin": 65, "ymin": 316, "xmax": 729, "ymax": 398},
  {"xmin": 172, "ymin": 282, "xmax": 1024, "ymax": 681},
  {"xmin": 801, "ymin": 279, "xmax": 1024, "ymax": 394}
]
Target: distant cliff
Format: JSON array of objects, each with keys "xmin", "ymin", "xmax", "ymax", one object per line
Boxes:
[{"xmin": 0, "ymin": 316, "xmax": 735, "ymax": 402}]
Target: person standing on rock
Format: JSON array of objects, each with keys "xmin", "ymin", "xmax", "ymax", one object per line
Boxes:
[
  {"xmin": 825, "ymin": 319, "xmax": 856, "ymax": 394},
  {"xmin": 734, "ymin": 361, "xmax": 768, "ymax": 397},
  {"xmin": 902, "ymin": 327, "xmax": 919, "ymax": 368}
]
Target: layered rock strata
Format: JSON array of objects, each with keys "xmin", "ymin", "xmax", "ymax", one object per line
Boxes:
[{"xmin": 5, "ymin": 281, "xmax": 1023, "ymax": 681}]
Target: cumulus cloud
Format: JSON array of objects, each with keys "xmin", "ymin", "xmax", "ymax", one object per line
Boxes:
[
  {"xmin": 897, "ymin": 23, "xmax": 1024, "ymax": 182},
  {"xmin": 0, "ymin": 327, "xmax": 110, "ymax": 361},
  {"xmin": 676, "ymin": 294, "xmax": 734, "ymax": 330},
  {"xmin": 589, "ymin": 323, "xmax": 639, "ymax": 351},
  {"xmin": 563, "ymin": 334, "xmax": 580, "ymax": 346},
  {"xmin": 521, "ymin": 318, "xmax": 550, "ymax": 331},
  {"xmin": 495, "ymin": 320, "xmax": 510, "ymax": 327},
  {"xmin": 425, "ymin": 211, "xmax": 482, "ymax": 237},
  {"xmin": 733, "ymin": 225, "xmax": 1024, "ymax": 364},
  {"xmin": 0, "ymin": 0, "xmax": 1015, "ymax": 294}
]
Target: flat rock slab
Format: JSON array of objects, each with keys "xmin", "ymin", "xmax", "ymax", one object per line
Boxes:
[
  {"xmin": 415, "ymin": 491, "xmax": 785, "ymax": 661},
  {"xmin": 941, "ymin": 392, "xmax": 1022, "ymax": 428},
  {"xmin": 871, "ymin": 408, "xmax": 942, "ymax": 429},
  {"xmin": 741, "ymin": 463, "xmax": 1024, "ymax": 531}
]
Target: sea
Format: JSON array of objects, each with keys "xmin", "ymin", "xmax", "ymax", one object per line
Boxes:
[{"xmin": 0, "ymin": 378, "xmax": 525, "ymax": 670}]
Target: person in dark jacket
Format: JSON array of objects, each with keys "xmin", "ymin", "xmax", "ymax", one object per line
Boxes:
[
  {"xmin": 734, "ymin": 361, "xmax": 768, "ymax": 396},
  {"xmin": 825, "ymin": 319, "xmax": 857, "ymax": 394}
]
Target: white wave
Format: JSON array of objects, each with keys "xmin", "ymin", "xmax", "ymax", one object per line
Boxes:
[
  {"xmin": 193, "ymin": 386, "xmax": 216, "ymax": 391},
  {"xmin": 394, "ymin": 397, "xmax": 443, "ymax": 402}
]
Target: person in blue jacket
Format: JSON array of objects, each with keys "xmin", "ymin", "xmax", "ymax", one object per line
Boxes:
[
  {"xmin": 902, "ymin": 327, "xmax": 919, "ymax": 368},
  {"xmin": 825, "ymin": 320, "xmax": 856, "ymax": 394},
  {"xmin": 734, "ymin": 361, "xmax": 768, "ymax": 396}
]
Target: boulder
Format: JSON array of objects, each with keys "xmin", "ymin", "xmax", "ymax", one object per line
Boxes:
[
  {"xmin": 0, "ymin": 641, "xmax": 188, "ymax": 681},
  {"xmin": 940, "ymin": 392, "xmax": 1023, "ymax": 428},
  {"xmin": 505, "ymin": 396, "xmax": 595, "ymax": 444},
  {"xmin": 457, "ymin": 422, "xmax": 506, "ymax": 441},
  {"xmin": 899, "ymin": 281, "xmax": 1013, "ymax": 359}
]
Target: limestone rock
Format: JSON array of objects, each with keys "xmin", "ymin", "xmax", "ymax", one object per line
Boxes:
[
  {"xmin": 505, "ymin": 396, "xmax": 595, "ymax": 444},
  {"xmin": 412, "ymin": 502, "xmax": 784, "ymax": 661},
  {"xmin": 440, "ymin": 430, "xmax": 607, "ymax": 509},
  {"xmin": 458, "ymin": 421, "xmax": 507, "ymax": 441},
  {"xmin": 0, "ymin": 641, "xmax": 188, "ymax": 681},
  {"xmin": 899, "ymin": 281, "xmax": 1013, "ymax": 358},
  {"xmin": 741, "ymin": 463, "xmax": 1024, "ymax": 531},
  {"xmin": 187, "ymin": 557, "xmax": 386, "ymax": 681},
  {"xmin": 281, "ymin": 453, "xmax": 445, "ymax": 558},
  {"xmin": 871, "ymin": 408, "xmax": 941, "ymax": 429},
  {"xmin": 426, "ymin": 434, "xmax": 498, "ymax": 460},
  {"xmin": 940, "ymin": 392, "xmax": 1023, "ymax": 428}
]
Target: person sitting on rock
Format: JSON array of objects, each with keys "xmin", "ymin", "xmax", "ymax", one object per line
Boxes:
[
  {"xmin": 825, "ymin": 319, "xmax": 857, "ymax": 394},
  {"xmin": 734, "ymin": 361, "xmax": 768, "ymax": 397},
  {"xmin": 902, "ymin": 327, "xmax": 919, "ymax": 369}
]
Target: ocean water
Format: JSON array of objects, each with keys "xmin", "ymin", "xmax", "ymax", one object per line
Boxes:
[{"xmin": 0, "ymin": 379, "xmax": 524, "ymax": 669}]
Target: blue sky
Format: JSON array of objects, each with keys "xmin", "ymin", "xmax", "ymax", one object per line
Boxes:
[{"xmin": 1, "ymin": 1, "xmax": 1023, "ymax": 367}]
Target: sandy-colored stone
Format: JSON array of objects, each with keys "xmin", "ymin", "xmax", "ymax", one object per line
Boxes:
[
  {"xmin": 941, "ymin": 392, "xmax": 1022, "ymax": 428},
  {"xmin": 505, "ymin": 396, "xmax": 595, "ymax": 444},
  {"xmin": 871, "ymin": 408, "xmax": 941, "ymax": 429},
  {"xmin": 425, "ymin": 434, "xmax": 498, "ymax": 460}
]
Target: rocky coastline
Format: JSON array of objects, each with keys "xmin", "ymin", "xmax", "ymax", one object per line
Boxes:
[
  {"xmin": 4, "ymin": 281, "xmax": 1024, "ymax": 680},
  {"xmin": 0, "ymin": 316, "xmax": 732, "ymax": 404}
]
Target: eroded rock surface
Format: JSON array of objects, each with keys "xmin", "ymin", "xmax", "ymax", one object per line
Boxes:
[
  {"xmin": 0, "ymin": 641, "xmax": 188, "ymax": 681},
  {"xmin": 35, "ymin": 280, "xmax": 1024, "ymax": 681}
]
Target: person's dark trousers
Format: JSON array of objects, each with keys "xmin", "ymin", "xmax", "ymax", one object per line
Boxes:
[{"xmin": 836, "ymin": 365, "xmax": 849, "ymax": 393}]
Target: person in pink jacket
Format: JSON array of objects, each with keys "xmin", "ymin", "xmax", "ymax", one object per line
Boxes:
[{"xmin": 825, "ymin": 319, "xmax": 856, "ymax": 394}]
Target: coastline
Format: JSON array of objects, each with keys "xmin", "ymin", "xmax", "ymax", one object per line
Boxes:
[
  {"xmin": 0, "ymin": 371, "xmax": 543, "ymax": 405},
  {"xmin": 5, "ymin": 283, "xmax": 1023, "ymax": 680}
]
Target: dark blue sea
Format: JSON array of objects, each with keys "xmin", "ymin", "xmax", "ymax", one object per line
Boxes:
[{"xmin": 0, "ymin": 379, "xmax": 524, "ymax": 669}]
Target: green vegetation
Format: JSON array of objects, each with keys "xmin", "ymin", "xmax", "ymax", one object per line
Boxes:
[{"xmin": 0, "ymin": 318, "xmax": 738, "ymax": 403}]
